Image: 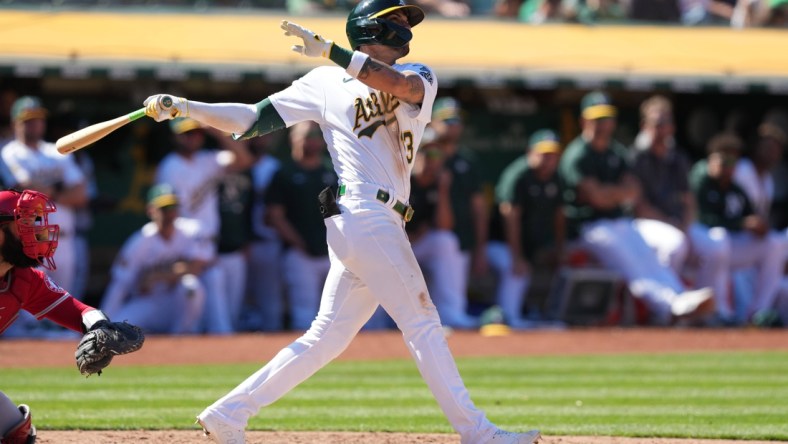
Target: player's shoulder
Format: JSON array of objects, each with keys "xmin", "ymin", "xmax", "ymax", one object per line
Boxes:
[
  {"xmin": 300, "ymin": 66, "xmax": 345, "ymax": 84},
  {"xmin": 174, "ymin": 217, "xmax": 202, "ymax": 237},
  {"xmin": 39, "ymin": 141, "xmax": 60, "ymax": 155},
  {"xmin": 0, "ymin": 139, "xmax": 23, "ymax": 157},
  {"xmin": 10, "ymin": 267, "xmax": 45, "ymax": 283},
  {"xmin": 8, "ymin": 267, "xmax": 56, "ymax": 293},
  {"xmin": 140, "ymin": 221, "xmax": 160, "ymax": 238},
  {"xmin": 397, "ymin": 62, "xmax": 437, "ymax": 87}
]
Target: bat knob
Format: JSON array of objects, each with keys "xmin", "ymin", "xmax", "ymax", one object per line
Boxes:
[{"xmin": 159, "ymin": 95, "xmax": 173, "ymax": 109}]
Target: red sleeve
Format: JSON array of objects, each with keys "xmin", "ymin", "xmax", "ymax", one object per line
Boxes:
[
  {"xmin": 12, "ymin": 268, "xmax": 95, "ymax": 333},
  {"xmin": 44, "ymin": 296, "xmax": 94, "ymax": 332}
]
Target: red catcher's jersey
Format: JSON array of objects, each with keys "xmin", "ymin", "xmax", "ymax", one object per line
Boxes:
[{"xmin": 0, "ymin": 267, "xmax": 70, "ymax": 334}]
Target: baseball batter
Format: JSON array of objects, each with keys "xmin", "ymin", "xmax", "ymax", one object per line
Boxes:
[{"xmin": 143, "ymin": 1, "xmax": 541, "ymax": 443}]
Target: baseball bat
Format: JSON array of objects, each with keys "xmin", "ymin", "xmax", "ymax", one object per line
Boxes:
[{"xmin": 55, "ymin": 96, "xmax": 173, "ymax": 154}]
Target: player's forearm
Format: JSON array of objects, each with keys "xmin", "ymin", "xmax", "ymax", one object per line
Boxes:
[
  {"xmin": 187, "ymin": 101, "xmax": 259, "ymax": 135},
  {"xmin": 42, "ymin": 296, "xmax": 94, "ymax": 333},
  {"xmin": 471, "ymin": 194, "xmax": 489, "ymax": 246},
  {"xmin": 328, "ymin": 45, "xmax": 425, "ymax": 105},
  {"xmin": 357, "ymin": 59, "xmax": 425, "ymax": 105},
  {"xmin": 503, "ymin": 205, "xmax": 524, "ymax": 260}
]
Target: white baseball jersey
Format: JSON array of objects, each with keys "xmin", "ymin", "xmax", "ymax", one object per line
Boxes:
[
  {"xmin": 155, "ymin": 150, "xmax": 234, "ymax": 240},
  {"xmin": 101, "ymin": 217, "xmax": 213, "ymax": 318},
  {"xmin": 0, "ymin": 140, "xmax": 84, "ymax": 236},
  {"xmin": 269, "ymin": 63, "xmax": 438, "ymax": 200}
]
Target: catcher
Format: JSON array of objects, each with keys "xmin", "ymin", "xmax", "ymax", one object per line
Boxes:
[{"xmin": 0, "ymin": 189, "xmax": 144, "ymax": 444}]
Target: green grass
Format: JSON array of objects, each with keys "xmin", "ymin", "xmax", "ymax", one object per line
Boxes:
[{"xmin": 2, "ymin": 351, "xmax": 787, "ymax": 440}]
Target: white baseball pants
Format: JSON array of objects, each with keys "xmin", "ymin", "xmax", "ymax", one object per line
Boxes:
[
  {"xmin": 201, "ymin": 187, "xmax": 499, "ymax": 444},
  {"xmin": 246, "ymin": 239, "xmax": 285, "ymax": 331},
  {"xmin": 411, "ymin": 229, "xmax": 478, "ymax": 329},
  {"xmin": 578, "ymin": 218, "xmax": 687, "ymax": 324},
  {"xmin": 215, "ymin": 251, "xmax": 248, "ymax": 331},
  {"xmin": 634, "ymin": 218, "xmax": 690, "ymax": 273},
  {"xmin": 690, "ymin": 224, "xmax": 785, "ymax": 318},
  {"xmin": 115, "ymin": 275, "xmax": 205, "ymax": 334},
  {"xmin": 486, "ymin": 240, "xmax": 529, "ymax": 324}
]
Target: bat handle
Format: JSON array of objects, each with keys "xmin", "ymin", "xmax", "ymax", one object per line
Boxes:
[{"xmin": 128, "ymin": 108, "xmax": 146, "ymax": 121}]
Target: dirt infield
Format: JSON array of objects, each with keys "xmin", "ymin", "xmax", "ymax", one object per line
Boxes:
[{"xmin": 3, "ymin": 328, "xmax": 787, "ymax": 443}]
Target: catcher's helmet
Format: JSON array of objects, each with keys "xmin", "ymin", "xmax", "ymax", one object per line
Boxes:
[
  {"xmin": 0, "ymin": 189, "xmax": 59, "ymax": 270},
  {"xmin": 346, "ymin": 0, "xmax": 425, "ymax": 50}
]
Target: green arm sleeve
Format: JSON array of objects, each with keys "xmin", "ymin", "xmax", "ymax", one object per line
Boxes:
[{"xmin": 234, "ymin": 98, "xmax": 286, "ymax": 140}]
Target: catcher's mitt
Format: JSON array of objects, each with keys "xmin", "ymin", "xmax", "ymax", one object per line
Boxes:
[{"xmin": 75, "ymin": 319, "xmax": 145, "ymax": 377}]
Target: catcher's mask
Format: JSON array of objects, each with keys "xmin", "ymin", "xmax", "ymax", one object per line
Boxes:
[
  {"xmin": 0, "ymin": 189, "xmax": 59, "ymax": 270},
  {"xmin": 346, "ymin": 0, "xmax": 425, "ymax": 50}
]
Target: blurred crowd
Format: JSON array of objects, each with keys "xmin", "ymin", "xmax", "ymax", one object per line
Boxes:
[
  {"xmin": 7, "ymin": 0, "xmax": 788, "ymax": 27},
  {"xmin": 0, "ymin": 88, "xmax": 786, "ymax": 338}
]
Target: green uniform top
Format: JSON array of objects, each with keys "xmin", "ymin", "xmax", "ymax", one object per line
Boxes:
[
  {"xmin": 495, "ymin": 155, "xmax": 528, "ymax": 204},
  {"xmin": 445, "ymin": 150, "xmax": 484, "ymax": 251},
  {"xmin": 558, "ymin": 136, "xmax": 631, "ymax": 239},
  {"xmin": 511, "ymin": 165, "xmax": 563, "ymax": 260},
  {"xmin": 265, "ymin": 159, "xmax": 338, "ymax": 257},
  {"xmin": 217, "ymin": 170, "xmax": 254, "ymax": 254},
  {"xmin": 690, "ymin": 160, "xmax": 754, "ymax": 231}
]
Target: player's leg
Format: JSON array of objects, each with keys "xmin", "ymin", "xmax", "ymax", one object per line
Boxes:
[
  {"xmin": 216, "ymin": 251, "xmax": 247, "ymax": 330},
  {"xmin": 246, "ymin": 239, "xmax": 284, "ymax": 331},
  {"xmin": 487, "ymin": 240, "xmax": 530, "ymax": 326},
  {"xmin": 730, "ymin": 232, "xmax": 785, "ymax": 318},
  {"xmin": 199, "ymin": 265, "xmax": 234, "ymax": 334},
  {"xmin": 198, "ymin": 249, "xmax": 379, "ymax": 432},
  {"xmin": 333, "ymin": 206, "xmax": 502, "ymax": 443},
  {"xmin": 115, "ymin": 293, "xmax": 172, "ymax": 333},
  {"xmin": 580, "ymin": 219, "xmax": 694, "ymax": 324},
  {"xmin": 0, "ymin": 392, "xmax": 35, "ymax": 444},
  {"xmin": 282, "ymin": 249, "xmax": 323, "ymax": 330},
  {"xmin": 688, "ymin": 224, "xmax": 733, "ymax": 320},
  {"xmin": 171, "ymin": 274, "xmax": 206, "ymax": 334},
  {"xmin": 634, "ymin": 218, "xmax": 690, "ymax": 273}
]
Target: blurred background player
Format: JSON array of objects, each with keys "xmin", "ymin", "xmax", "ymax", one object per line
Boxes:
[
  {"xmin": 689, "ymin": 133, "xmax": 784, "ymax": 325},
  {"xmin": 216, "ymin": 149, "xmax": 255, "ymax": 332},
  {"xmin": 156, "ymin": 117, "xmax": 253, "ymax": 334},
  {"xmin": 492, "ymin": 129, "xmax": 565, "ymax": 328},
  {"xmin": 558, "ymin": 90, "xmax": 714, "ymax": 325},
  {"xmin": 264, "ymin": 121, "xmax": 337, "ymax": 330},
  {"xmin": 430, "ymin": 97, "xmax": 490, "ymax": 325},
  {"xmin": 100, "ymin": 184, "xmax": 209, "ymax": 334},
  {"xmin": 1, "ymin": 96, "xmax": 88, "ymax": 298},
  {"xmin": 630, "ymin": 95, "xmax": 693, "ymax": 274}
]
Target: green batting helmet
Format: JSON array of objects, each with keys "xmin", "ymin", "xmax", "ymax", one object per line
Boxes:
[{"xmin": 346, "ymin": 0, "xmax": 425, "ymax": 50}]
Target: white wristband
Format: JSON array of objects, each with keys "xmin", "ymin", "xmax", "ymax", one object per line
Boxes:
[
  {"xmin": 346, "ymin": 51, "xmax": 369, "ymax": 78},
  {"xmin": 82, "ymin": 309, "xmax": 109, "ymax": 330}
]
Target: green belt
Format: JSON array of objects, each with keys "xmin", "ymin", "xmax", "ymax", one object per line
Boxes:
[{"xmin": 338, "ymin": 184, "xmax": 414, "ymax": 222}]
